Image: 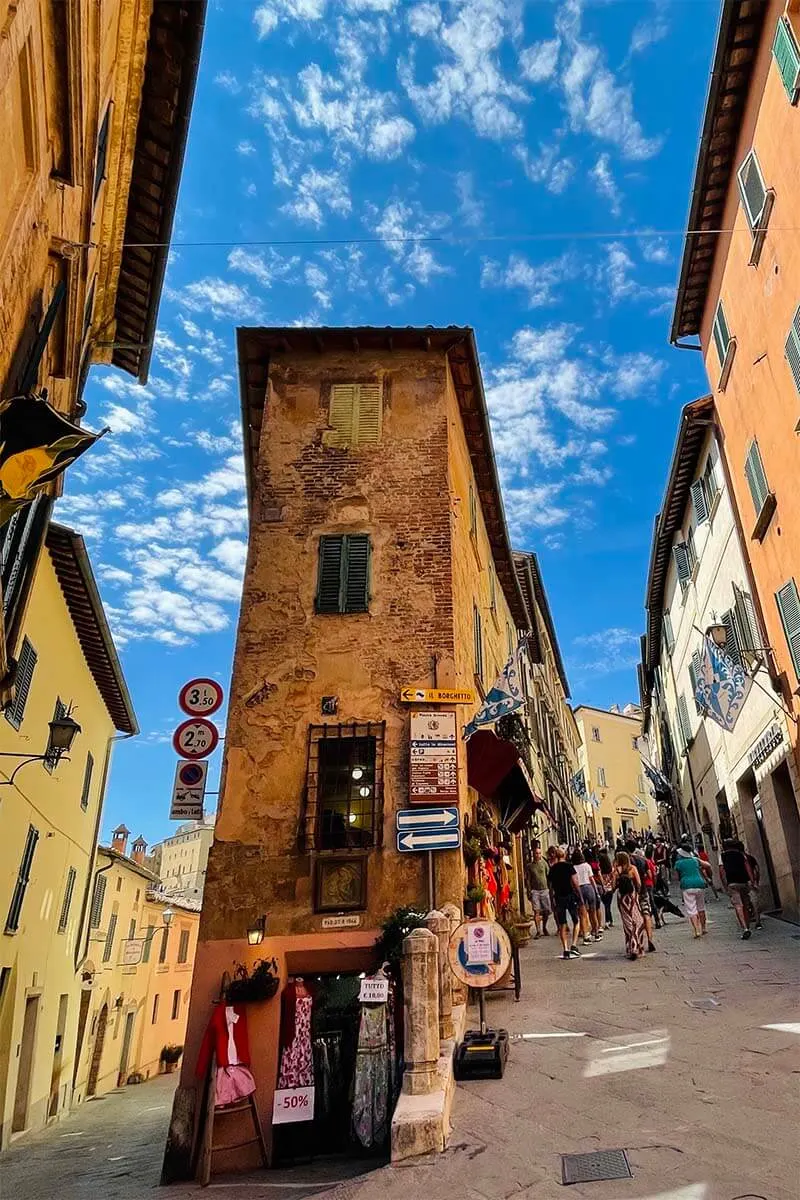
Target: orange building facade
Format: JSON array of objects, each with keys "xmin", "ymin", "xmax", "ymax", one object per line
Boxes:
[{"xmin": 672, "ymin": 0, "xmax": 800, "ymax": 913}]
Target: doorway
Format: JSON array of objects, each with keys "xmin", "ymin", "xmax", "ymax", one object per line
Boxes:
[
  {"xmin": 87, "ymin": 1004, "xmax": 108, "ymax": 1097},
  {"xmin": 48, "ymin": 993, "xmax": 69, "ymax": 1118},
  {"xmin": 118, "ymin": 1011, "xmax": 135, "ymax": 1086},
  {"xmin": 12, "ymin": 994, "xmax": 40, "ymax": 1132},
  {"xmin": 772, "ymin": 760, "xmax": 800, "ymax": 904},
  {"xmin": 73, "ymin": 988, "xmax": 91, "ymax": 1094}
]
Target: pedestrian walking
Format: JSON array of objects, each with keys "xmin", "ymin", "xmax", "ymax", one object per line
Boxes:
[
  {"xmin": 548, "ymin": 847, "xmax": 583, "ymax": 960},
  {"xmin": 696, "ymin": 838, "xmax": 720, "ymax": 900},
  {"xmin": 719, "ymin": 839, "xmax": 755, "ymax": 940},
  {"xmin": 572, "ymin": 848, "xmax": 602, "ymax": 943},
  {"xmin": 625, "ymin": 839, "xmax": 657, "ymax": 952},
  {"xmin": 741, "ymin": 846, "xmax": 763, "ymax": 929},
  {"xmin": 597, "ymin": 850, "xmax": 615, "ymax": 928},
  {"xmin": 674, "ymin": 838, "xmax": 709, "ymax": 938},
  {"xmin": 526, "ymin": 843, "xmax": 552, "ymax": 938},
  {"xmin": 613, "ymin": 852, "xmax": 647, "ymax": 960}
]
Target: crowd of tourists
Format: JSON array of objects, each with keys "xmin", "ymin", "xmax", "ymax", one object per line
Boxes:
[{"xmin": 525, "ymin": 832, "xmax": 763, "ymax": 962}]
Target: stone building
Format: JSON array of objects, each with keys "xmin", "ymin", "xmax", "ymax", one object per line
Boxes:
[
  {"xmin": 671, "ymin": 0, "xmax": 800, "ymax": 910},
  {"xmin": 0, "ymin": 0, "xmax": 205, "ymax": 682},
  {"xmin": 164, "ymin": 326, "xmax": 551, "ymax": 1178},
  {"xmin": 149, "ymin": 816, "xmax": 216, "ymax": 903},
  {"xmin": 574, "ymin": 704, "xmax": 654, "ymax": 844},
  {"xmin": 0, "ymin": 523, "xmax": 136, "ymax": 1147}
]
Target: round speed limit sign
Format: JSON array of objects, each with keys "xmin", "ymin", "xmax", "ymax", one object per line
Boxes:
[
  {"xmin": 179, "ymin": 678, "xmax": 224, "ymax": 717},
  {"xmin": 172, "ymin": 718, "xmax": 219, "ymax": 760}
]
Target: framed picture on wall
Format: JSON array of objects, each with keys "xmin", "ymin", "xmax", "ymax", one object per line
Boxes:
[{"xmin": 314, "ymin": 855, "xmax": 367, "ymax": 913}]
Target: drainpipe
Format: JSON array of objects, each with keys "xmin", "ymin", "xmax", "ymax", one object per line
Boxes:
[{"xmin": 73, "ymin": 730, "xmax": 136, "ymax": 973}]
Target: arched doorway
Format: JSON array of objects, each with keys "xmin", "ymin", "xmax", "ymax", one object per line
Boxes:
[{"xmin": 87, "ymin": 1004, "xmax": 108, "ymax": 1097}]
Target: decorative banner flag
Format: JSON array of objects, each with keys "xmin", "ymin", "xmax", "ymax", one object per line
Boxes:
[
  {"xmin": 463, "ymin": 639, "xmax": 526, "ymax": 740},
  {"xmin": 694, "ymin": 635, "xmax": 753, "ymax": 733},
  {"xmin": 0, "ymin": 393, "xmax": 108, "ymax": 526},
  {"xmin": 589, "ymin": 791, "xmax": 600, "ymax": 810},
  {"xmin": 641, "ymin": 758, "xmax": 672, "ymax": 796},
  {"xmin": 570, "ymin": 768, "xmax": 587, "ymax": 798},
  {"xmin": 635, "ymin": 796, "xmax": 648, "ymax": 813}
]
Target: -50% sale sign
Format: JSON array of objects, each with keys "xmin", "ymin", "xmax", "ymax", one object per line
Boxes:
[
  {"xmin": 172, "ymin": 718, "xmax": 219, "ymax": 760},
  {"xmin": 272, "ymin": 1087, "xmax": 314, "ymax": 1125}
]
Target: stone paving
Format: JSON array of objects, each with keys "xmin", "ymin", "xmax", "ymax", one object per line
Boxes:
[{"xmin": 3, "ymin": 903, "xmax": 799, "ymax": 1200}]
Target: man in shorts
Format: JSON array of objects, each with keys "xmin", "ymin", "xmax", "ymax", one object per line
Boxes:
[
  {"xmin": 526, "ymin": 843, "xmax": 552, "ymax": 937},
  {"xmin": 548, "ymin": 847, "xmax": 583, "ymax": 960},
  {"xmin": 720, "ymin": 839, "xmax": 755, "ymax": 939}
]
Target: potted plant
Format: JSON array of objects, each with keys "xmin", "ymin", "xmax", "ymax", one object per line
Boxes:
[
  {"xmin": 160, "ymin": 1044, "xmax": 183, "ymax": 1074},
  {"xmin": 224, "ymin": 958, "xmax": 280, "ymax": 1003},
  {"xmin": 374, "ymin": 905, "xmax": 428, "ymax": 974},
  {"xmin": 464, "ymin": 884, "xmax": 486, "ymax": 918},
  {"xmin": 463, "ymin": 836, "xmax": 482, "ymax": 865}
]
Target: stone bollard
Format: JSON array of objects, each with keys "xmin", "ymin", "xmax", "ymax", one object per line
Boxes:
[
  {"xmin": 425, "ymin": 909, "xmax": 454, "ymax": 1041},
  {"xmin": 440, "ymin": 902, "xmax": 466, "ymax": 1007},
  {"xmin": 402, "ymin": 927, "xmax": 440, "ymax": 1095}
]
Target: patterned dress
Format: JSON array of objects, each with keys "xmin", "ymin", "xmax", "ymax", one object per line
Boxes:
[
  {"xmin": 277, "ymin": 994, "xmax": 314, "ymax": 1089},
  {"xmin": 351, "ymin": 1003, "xmax": 390, "ymax": 1149}
]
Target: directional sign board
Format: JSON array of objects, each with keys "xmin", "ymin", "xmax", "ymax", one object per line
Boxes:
[
  {"xmin": 172, "ymin": 717, "xmax": 219, "ymax": 760},
  {"xmin": 179, "ymin": 678, "xmax": 224, "ymax": 717},
  {"xmin": 409, "ymin": 711, "xmax": 458, "ymax": 804},
  {"xmin": 170, "ymin": 759, "xmax": 208, "ymax": 820},
  {"xmin": 396, "ymin": 807, "xmax": 461, "ymax": 853},
  {"xmin": 401, "ymin": 687, "xmax": 475, "ymax": 704}
]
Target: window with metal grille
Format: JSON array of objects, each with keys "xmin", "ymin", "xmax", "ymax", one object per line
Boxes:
[
  {"xmin": 773, "ymin": 15, "xmax": 800, "ymax": 103},
  {"xmin": 171, "ymin": 989, "xmax": 180, "ymax": 1019},
  {"xmin": 177, "ymin": 929, "xmax": 190, "ymax": 963},
  {"xmin": 776, "ymin": 579, "xmax": 800, "ymax": 679},
  {"xmin": 159, "ymin": 927, "xmax": 170, "ymax": 964},
  {"xmin": 93, "ymin": 104, "xmax": 110, "ymax": 200},
  {"xmin": 44, "ymin": 698, "xmax": 67, "ymax": 772},
  {"xmin": 737, "ymin": 150, "xmax": 767, "ymax": 231},
  {"xmin": 102, "ymin": 912, "xmax": 117, "ymax": 963},
  {"xmin": 142, "ymin": 924, "xmax": 155, "ymax": 963},
  {"xmin": 744, "ymin": 440, "xmax": 770, "ymax": 516},
  {"xmin": 473, "ymin": 605, "xmax": 483, "ymax": 681},
  {"xmin": 89, "ymin": 873, "xmax": 106, "ymax": 928},
  {"xmin": 302, "ymin": 722, "xmax": 385, "ymax": 851},
  {"xmin": 5, "ymin": 637, "xmax": 37, "ymax": 729},
  {"xmin": 5, "ymin": 825, "xmax": 39, "ymax": 933},
  {"xmin": 326, "ymin": 383, "xmax": 382, "ymax": 447},
  {"xmin": 784, "ymin": 305, "xmax": 800, "ymax": 394},
  {"xmin": 315, "ymin": 534, "xmax": 371, "ymax": 614},
  {"xmin": 80, "ymin": 751, "xmax": 94, "ymax": 811},
  {"xmin": 57, "ymin": 866, "xmax": 77, "ymax": 933}
]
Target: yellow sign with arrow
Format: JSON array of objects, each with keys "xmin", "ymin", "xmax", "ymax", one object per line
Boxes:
[{"xmin": 400, "ymin": 687, "xmax": 476, "ymax": 704}]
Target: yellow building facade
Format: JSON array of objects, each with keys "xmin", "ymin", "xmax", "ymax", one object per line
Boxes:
[
  {"xmin": 574, "ymin": 704, "xmax": 654, "ymax": 843},
  {"xmin": 72, "ymin": 833, "xmax": 199, "ymax": 1103},
  {"xmin": 0, "ymin": 523, "xmax": 136, "ymax": 1147}
]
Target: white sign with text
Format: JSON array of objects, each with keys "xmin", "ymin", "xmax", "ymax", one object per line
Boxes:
[
  {"xmin": 358, "ymin": 976, "xmax": 390, "ymax": 1004},
  {"xmin": 272, "ymin": 1086, "xmax": 315, "ymax": 1124},
  {"xmin": 466, "ymin": 922, "xmax": 493, "ymax": 964}
]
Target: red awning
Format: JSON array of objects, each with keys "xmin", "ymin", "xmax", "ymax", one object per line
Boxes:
[{"xmin": 467, "ymin": 729, "xmax": 521, "ymax": 796}]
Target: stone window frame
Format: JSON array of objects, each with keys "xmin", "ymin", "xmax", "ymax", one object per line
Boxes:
[{"xmin": 302, "ymin": 721, "xmax": 386, "ymax": 853}]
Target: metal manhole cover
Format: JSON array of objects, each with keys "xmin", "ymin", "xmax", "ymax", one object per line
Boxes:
[{"xmin": 561, "ymin": 1149, "xmax": 632, "ymax": 1185}]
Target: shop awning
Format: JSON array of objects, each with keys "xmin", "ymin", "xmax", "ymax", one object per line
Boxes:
[{"xmin": 467, "ymin": 729, "xmax": 547, "ymax": 833}]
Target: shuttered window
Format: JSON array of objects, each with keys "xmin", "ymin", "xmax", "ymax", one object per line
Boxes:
[
  {"xmin": 663, "ymin": 611, "xmax": 675, "ymax": 655},
  {"xmin": 690, "ymin": 478, "xmax": 709, "ymax": 525},
  {"xmin": 315, "ymin": 535, "xmax": 371, "ymax": 614},
  {"xmin": 773, "ymin": 16, "xmax": 800, "ymax": 102},
  {"xmin": 5, "ymin": 825, "xmax": 39, "ymax": 933},
  {"xmin": 57, "ymin": 867, "xmax": 77, "ymax": 933},
  {"xmin": 733, "ymin": 583, "xmax": 759, "ymax": 654},
  {"xmin": 744, "ymin": 440, "xmax": 770, "ymax": 516},
  {"xmin": 80, "ymin": 751, "xmax": 94, "ymax": 811},
  {"xmin": 473, "ymin": 605, "xmax": 484, "ymax": 681},
  {"xmin": 159, "ymin": 927, "xmax": 169, "ymax": 965},
  {"xmin": 489, "ymin": 568, "xmax": 496, "ymax": 612},
  {"xmin": 597, "ymin": 766, "xmax": 607, "ymax": 787},
  {"xmin": 712, "ymin": 301, "xmax": 731, "ymax": 367},
  {"xmin": 737, "ymin": 150, "xmax": 767, "ymax": 231},
  {"xmin": 776, "ymin": 579, "xmax": 800, "ymax": 679},
  {"xmin": 784, "ymin": 305, "xmax": 800, "ymax": 394},
  {"xmin": 142, "ymin": 925, "xmax": 155, "ymax": 963},
  {"xmin": 93, "ymin": 104, "xmax": 111, "ymax": 201},
  {"xmin": 721, "ymin": 609, "xmax": 742, "ymax": 666},
  {"xmin": 327, "ymin": 383, "xmax": 382, "ymax": 448},
  {"xmin": 102, "ymin": 912, "xmax": 117, "ymax": 963},
  {"xmin": 703, "ymin": 454, "xmax": 719, "ymax": 505},
  {"xmin": 468, "ymin": 483, "xmax": 477, "ymax": 535},
  {"xmin": 689, "ymin": 649, "xmax": 703, "ymax": 713},
  {"xmin": 5, "ymin": 637, "xmax": 37, "ymax": 729},
  {"xmin": 676, "ymin": 694, "xmax": 692, "ymax": 749},
  {"xmin": 673, "ymin": 541, "xmax": 691, "ymax": 584},
  {"xmin": 89, "ymin": 873, "xmax": 107, "ymax": 929},
  {"xmin": 178, "ymin": 928, "xmax": 190, "ymax": 963}
]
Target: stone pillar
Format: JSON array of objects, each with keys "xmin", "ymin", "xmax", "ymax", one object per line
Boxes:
[
  {"xmin": 425, "ymin": 909, "xmax": 454, "ymax": 1041},
  {"xmin": 402, "ymin": 927, "xmax": 440, "ymax": 1095},
  {"xmin": 440, "ymin": 902, "xmax": 466, "ymax": 1007}
]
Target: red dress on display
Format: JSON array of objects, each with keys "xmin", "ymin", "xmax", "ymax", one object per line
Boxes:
[{"xmin": 197, "ymin": 1002, "xmax": 257, "ymax": 1107}]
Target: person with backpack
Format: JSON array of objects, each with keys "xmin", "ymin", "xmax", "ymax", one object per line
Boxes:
[{"xmin": 720, "ymin": 839, "xmax": 756, "ymax": 940}]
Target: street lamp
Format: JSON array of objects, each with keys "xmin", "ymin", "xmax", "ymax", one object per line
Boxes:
[
  {"xmin": 246, "ymin": 915, "xmax": 266, "ymax": 946},
  {"xmin": 162, "ymin": 908, "xmax": 174, "ymax": 929},
  {"xmin": 0, "ymin": 705, "xmax": 82, "ymax": 785}
]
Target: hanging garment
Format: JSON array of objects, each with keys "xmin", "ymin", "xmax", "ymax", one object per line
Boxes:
[
  {"xmin": 277, "ymin": 992, "xmax": 314, "ymax": 1089},
  {"xmin": 215, "ymin": 1007, "xmax": 256, "ymax": 1106},
  {"xmin": 351, "ymin": 1003, "xmax": 390, "ymax": 1149},
  {"xmin": 196, "ymin": 1002, "xmax": 252, "ymax": 1075},
  {"xmin": 313, "ymin": 1033, "xmax": 343, "ymax": 1122}
]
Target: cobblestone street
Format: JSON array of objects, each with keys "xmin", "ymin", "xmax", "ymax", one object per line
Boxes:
[{"xmin": 4, "ymin": 907, "xmax": 799, "ymax": 1200}]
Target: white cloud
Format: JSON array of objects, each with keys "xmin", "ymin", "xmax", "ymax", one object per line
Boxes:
[
  {"xmin": 214, "ymin": 71, "xmax": 241, "ymax": 94},
  {"xmin": 455, "ymin": 172, "xmax": 483, "ymax": 227},
  {"xmin": 237, "ymin": 140, "xmax": 257, "ymax": 156},
  {"xmin": 281, "ymin": 166, "xmax": 352, "ymax": 227},
  {"xmin": 514, "ymin": 144, "xmax": 575, "ymax": 195},
  {"xmin": 481, "ymin": 251, "xmax": 577, "ymax": 308},
  {"xmin": 228, "ymin": 246, "xmax": 300, "ymax": 289},
  {"xmin": 98, "ymin": 403, "xmax": 148, "ymax": 435},
  {"xmin": 171, "ymin": 277, "xmax": 263, "ymax": 321},
  {"xmin": 640, "ymin": 235, "xmax": 671, "ymax": 265},
  {"xmin": 510, "ymin": 324, "xmax": 577, "ymax": 365},
  {"xmin": 610, "ymin": 352, "xmax": 665, "ymax": 399},
  {"xmin": 630, "ymin": 9, "xmax": 669, "ymax": 56},
  {"xmin": 304, "ymin": 262, "xmax": 331, "ymax": 308},
  {"xmin": 156, "ymin": 455, "xmax": 245, "ymax": 508},
  {"xmin": 371, "ymin": 200, "xmax": 448, "ymax": 286},
  {"xmin": 572, "ymin": 627, "xmax": 641, "ymax": 676},
  {"xmin": 519, "ymin": 39, "xmax": 560, "ymax": 83},
  {"xmin": 596, "ymin": 241, "xmax": 674, "ymax": 309},
  {"xmin": 408, "ymin": 2, "xmax": 441, "ymax": 37},
  {"xmin": 503, "ymin": 484, "xmax": 571, "ymax": 537},
  {"xmin": 590, "ymin": 153, "xmax": 622, "ymax": 217},
  {"xmin": 211, "ymin": 539, "xmax": 248, "ymax": 575}
]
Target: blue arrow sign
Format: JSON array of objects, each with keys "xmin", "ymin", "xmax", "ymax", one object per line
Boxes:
[
  {"xmin": 396, "ymin": 807, "xmax": 460, "ymax": 831},
  {"xmin": 396, "ymin": 826, "xmax": 462, "ymax": 854}
]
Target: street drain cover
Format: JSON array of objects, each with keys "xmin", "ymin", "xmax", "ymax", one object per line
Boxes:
[{"xmin": 561, "ymin": 1149, "xmax": 632, "ymax": 1185}]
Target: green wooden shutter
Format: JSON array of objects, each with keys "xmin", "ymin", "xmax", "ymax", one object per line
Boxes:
[
  {"xmin": 5, "ymin": 825, "xmax": 39, "ymax": 933},
  {"xmin": 773, "ymin": 16, "xmax": 800, "ymax": 102},
  {"xmin": 328, "ymin": 385, "xmax": 357, "ymax": 447},
  {"xmin": 354, "ymin": 384, "xmax": 382, "ymax": 446},
  {"xmin": 343, "ymin": 535, "xmax": 370, "ymax": 613},
  {"xmin": 89, "ymin": 873, "xmax": 107, "ymax": 929},
  {"xmin": 733, "ymin": 583, "xmax": 758, "ymax": 654},
  {"xmin": 102, "ymin": 912, "xmax": 117, "ymax": 962},
  {"xmin": 737, "ymin": 150, "xmax": 766, "ymax": 230},
  {"xmin": 142, "ymin": 925, "xmax": 155, "ymax": 963},
  {"xmin": 468, "ymin": 483, "xmax": 477, "ymax": 535},
  {"xmin": 673, "ymin": 542, "xmax": 691, "ymax": 582},
  {"xmin": 703, "ymin": 454, "xmax": 719, "ymax": 504},
  {"xmin": 316, "ymin": 537, "xmax": 344, "ymax": 613},
  {"xmin": 744, "ymin": 440, "xmax": 769, "ymax": 515},
  {"xmin": 784, "ymin": 305, "xmax": 800, "ymax": 394},
  {"xmin": 663, "ymin": 611, "xmax": 675, "ymax": 654},
  {"xmin": 676, "ymin": 694, "xmax": 692, "ymax": 749},
  {"xmin": 712, "ymin": 302, "xmax": 730, "ymax": 366},
  {"xmin": 689, "ymin": 650, "xmax": 703, "ymax": 712},
  {"xmin": 690, "ymin": 479, "xmax": 709, "ymax": 525},
  {"xmin": 776, "ymin": 579, "xmax": 800, "ymax": 678},
  {"xmin": 473, "ymin": 605, "xmax": 483, "ymax": 680},
  {"xmin": 721, "ymin": 609, "xmax": 742, "ymax": 666},
  {"xmin": 58, "ymin": 867, "xmax": 77, "ymax": 933},
  {"xmin": 6, "ymin": 637, "xmax": 37, "ymax": 730},
  {"xmin": 80, "ymin": 751, "xmax": 94, "ymax": 811}
]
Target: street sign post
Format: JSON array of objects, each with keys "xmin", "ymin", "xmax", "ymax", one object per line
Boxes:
[
  {"xmin": 397, "ymin": 828, "xmax": 461, "ymax": 852},
  {"xmin": 170, "ymin": 759, "xmax": 208, "ymax": 820},
  {"xmin": 409, "ymin": 711, "xmax": 458, "ymax": 805},
  {"xmin": 179, "ymin": 678, "xmax": 224, "ymax": 717},
  {"xmin": 172, "ymin": 717, "xmax": 219, "ymax": 760},
  {"xmin": 396, "ymin": 806, "xmax": 459, "ymax": 832},
  {"xmin": 400, "ymin": 687, "xmax": 475, "ymax": 704}
]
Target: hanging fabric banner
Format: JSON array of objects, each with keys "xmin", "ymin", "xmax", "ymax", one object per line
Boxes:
[
  {"xmin": 694, "ymin": 635, "xmax": 753, "ymax": 733},
  {"xmin": 463, "ymin": 639, "xmax": 527, "ymax": 741}
]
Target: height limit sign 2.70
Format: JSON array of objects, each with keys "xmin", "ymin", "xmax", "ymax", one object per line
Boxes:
[{"xmin": 169, "ymin": 678, "xmax": 224, "ymax": 820}]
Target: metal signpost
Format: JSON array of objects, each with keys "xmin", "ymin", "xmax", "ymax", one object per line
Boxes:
[
  {"xmin": 169, "ymin": 679, "xmax": 223, "ymax": 820},
  {"xmin": 396, "ymin": 806, "xmax": 461, "ymax": 908},
  {"xmin": 170, "ymin": 759, "xmax": 208, "ymax": 821},
  {"xmin": 179, "ymin": 678, "xmax": 224, "ymax": 717},
  {"xmin": 172, "ymin": 717, "xmax": 219, "ymax": 760}
]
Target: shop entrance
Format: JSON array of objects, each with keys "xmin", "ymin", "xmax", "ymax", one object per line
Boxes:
[{"xmin": 273, "ymin": 971, "xmax": 397, "ymax": 1167}]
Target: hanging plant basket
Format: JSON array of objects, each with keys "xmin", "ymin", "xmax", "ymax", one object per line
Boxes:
[{"xmin": 224, "ymin": 958, "xmax": 280, "ymax": 1003}]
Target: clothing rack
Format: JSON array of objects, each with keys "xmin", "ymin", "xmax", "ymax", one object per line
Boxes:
[{"xmin": 196, "ymin": 1049, "xmax": 269, "ymax": 1186}]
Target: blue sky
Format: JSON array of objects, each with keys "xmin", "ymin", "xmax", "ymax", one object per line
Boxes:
[{"xmin": 57, "ymin": 0, "xmax": 716, "ymax": 847}]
